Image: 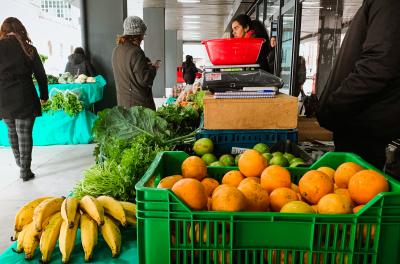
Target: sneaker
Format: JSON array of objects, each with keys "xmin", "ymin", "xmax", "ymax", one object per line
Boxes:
[{"xmin": 20, "ymin": 170, "xmax": 35, "ymax": 181}]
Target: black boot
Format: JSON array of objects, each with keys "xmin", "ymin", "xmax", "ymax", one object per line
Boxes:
[{"xmin": 20, "ymin": 169, "xmax": 35, "ymax": 181}]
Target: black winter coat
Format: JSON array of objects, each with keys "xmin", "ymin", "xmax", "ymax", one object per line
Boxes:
[
  {"xmin": 182, "ymin": 62, "xmax": 198, "ymax": 85},
  {"xmin": 317, "ymin": 0, "xmax": 400, "ymax": 142},
  {"xmin": 65, "ymin": 53, "xmax": 95, "ymax": 76},
  {"xmin": 112, "ymin": 42, "xmax": 157, "ymax": 110},
  {"xmin": 0, "ymin": 36, "xmax": 48, "ymax": 119}
]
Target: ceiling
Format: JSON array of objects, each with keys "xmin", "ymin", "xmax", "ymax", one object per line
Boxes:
[
  {"xmin": 126, "ymin": 0, "xmax": 364, "ymax": 42},
  {"xmin": 128, "ymin": 0, "xmax": 240, "ymax": 42}
]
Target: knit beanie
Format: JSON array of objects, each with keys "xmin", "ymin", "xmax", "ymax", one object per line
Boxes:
[{"xmin": 123, "ymin": 16, "xmax": 147, "ymax": 36}]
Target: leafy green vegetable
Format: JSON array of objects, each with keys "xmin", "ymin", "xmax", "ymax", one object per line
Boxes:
[
  {"xmin": 156, "ymin": 104, "xmax": 200, "ymax": 137},
  {"xmin": 73, "ymin": 134, "xmax": 168, "ymax": 200},
  {"xmin": 42, "ymin": 91, "xmax": 84, "ymax": 116}
]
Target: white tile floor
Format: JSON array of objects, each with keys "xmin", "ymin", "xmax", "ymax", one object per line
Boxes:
[{"xmin": 0, "ymin": 144, "xmax": 95, "ymax": 252}]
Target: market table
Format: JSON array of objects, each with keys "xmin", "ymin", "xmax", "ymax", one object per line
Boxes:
[
  {"xmin": 0, "ymin": 227, "xmax": 138, "ymax": 264},
  {"xmin": 0, "ymin": 75, "xmax": 106, "ymax": 146},
  {"xmin": 44, "ymin": 75, "xmax": 106, "ymax": 106}
]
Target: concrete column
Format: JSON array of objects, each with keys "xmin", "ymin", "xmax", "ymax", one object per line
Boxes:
[
  {"xmin": 143, "ymin": 7, "xmax": 165, "ymax": 98},
  {"xmin": 85, "ymin": 0, "xmax": 127, "ymax": 110},
  {"xmin": 177, "ymin": 39, "xmax": 183, "ymax": 66},
  {"xmin": 165, "ymin": 30, "xmax": 177, "ymax": 90}
]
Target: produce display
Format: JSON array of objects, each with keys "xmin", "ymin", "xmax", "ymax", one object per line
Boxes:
[
  {"xmin": 11, "ymin": 195, "xmax": 136, "ymax": 263},
  {"xmin": 73, "ymin": 105, "xmax": 202, "ymax": 201},
  {"xmin": 58, "ymin": 73, "xmax": 96, "ymax": 84},
  {"xmin": 41, "ymin": 91, "xmax": 84, "ymax": 116},
  {"xmin": 159, "ymin": 149, "xmax": 389, "ymax": 215},
  {"xmin": 192, "ymin": 138, "xmax": 306, "ymax": 167}
]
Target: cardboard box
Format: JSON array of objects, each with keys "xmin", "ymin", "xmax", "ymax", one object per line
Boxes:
[
  {"xmin": 203, "ymin": 93, "xmax": 298, "ymax": 130},
  {"xmin": 297, "ymin": 116, "xmax": 333, "ymax": 141}
]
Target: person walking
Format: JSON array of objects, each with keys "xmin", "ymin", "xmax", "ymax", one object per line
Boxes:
[
  {"xmin": 0, "ymin": 17, "xmax": 48, "ymax": 181},
  {"xmin": 182, "ymin": 55, "xmax": 198, "ymax": 85},
  {"xmin": 112, "ymin": 16, "xmax": 160, "ymax": 110},
  {"xmin": 65, "ymin": 47, "xmax": 95, "ymax": 76},
  {"xmin": 317, "ymin": 0, "xmax": 400, "ymax": 168}
]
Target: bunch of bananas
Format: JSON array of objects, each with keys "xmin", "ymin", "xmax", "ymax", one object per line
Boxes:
[{"xmin": 12, "ymin": 195, "xmax": 136, "ymax": 263}]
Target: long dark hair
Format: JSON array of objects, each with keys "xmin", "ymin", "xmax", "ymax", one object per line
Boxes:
[
  {"xmin": 0, "ymin": 17, "xmax": 34, "ymax": 59},
  {"xmin": 251, "ymin": 19, "xmax": 271, "ymax": 54}
]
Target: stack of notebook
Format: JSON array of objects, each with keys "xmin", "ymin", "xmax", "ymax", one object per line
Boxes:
[{"xmin": 213, "ymin": 87, "xmax": 277, "ymax": 99}]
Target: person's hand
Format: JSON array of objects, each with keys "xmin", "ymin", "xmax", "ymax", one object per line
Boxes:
[
  {"xmin": 154, "ymin": 60, "xmax": 161, "ymax": 69},
  {"xmin": 40, "ymin": 99, "xmax": 48, "ymax": 105}
]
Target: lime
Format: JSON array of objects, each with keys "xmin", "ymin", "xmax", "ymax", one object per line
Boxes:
[
  {"xmin": 201, "ymin": 153, "xmax": 217, "ymax": 165},
  {"xmin": 289, "ymin": 161, "xmax": 306, "ymax": 168},
  {"xmin": 269, "ymin": 155, "xmax": 289, "ymax": 167},
  {"xmin": 193, "ymin": 138, "xmax": 214, "ymax": 156},
  {"xmin": 283, "ymin": 153, "xmax": 295, "ymax": 162},
  {"xmin": 209, "ymin": 161, "xmax": 222, "ymax": 167},
  {"xmin": 272, "ymin": 151, "xmax": 283, "ymax": 157},
  {"xmin": 253, "ymin": 143, "xmax": 270, "ymax": 154},
  {"xmin": 262, "ymin": 153, "xmax": 273, "ymax": 163},
  {"xmin": 219, "ymin": 154, "xmax": 235, "ymax": 166},
  {"xmin": 290, "ymin": 157, "xmax": 305, "ymax": 164},
  {"xmin": 235, "ymin": 154, "xmax": 242, "ymax": 166}
]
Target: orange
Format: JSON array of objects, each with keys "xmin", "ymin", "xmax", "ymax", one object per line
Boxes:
[
  {"xmin": 260, "ymin": 165, "xmax": 291, "ymax": 193},
  {"xmin": 269, "ymin": 187, "xmax": 299, "ymax": 212},
  {"xmin": 334, "ymin": 188, "xmax": 355, "ymax": 207},
  {"xmin": 280, "ymin": 201, "xmax": 314, "ymax": 214},
  {"xmin": 317, "ymin": 193, "xmax": 352, "ymax": 214},
  {"xmin": 334, "ymin": 162, "xmax": 363, "ymax": 188},
  {"xmin": 211, "ymin": 185, "xmax": 246, "ymax": 212},
  {"xmin": 157, "ymin": 175, "xmax": 183, "ymax": 189},
  {"xmin": 239, "ymin": 177, "xmax": 260, "ymax": 186},
  {"xmin": 317, "ymin": 166, "xmax": 335, "ymax": 182},
  {"xmin": 348, "ymin": 170, "xmax": 389, "ymax": 204},
  {"xmin": 171, "ymin": 178, "xmax": 207, "ymax": 210},
  {"xmin": 291, "ymin": 183, "xmax": 300, "ymax": 193},
  {"xmin": 238, "ymin": 149, "xmax": 267, "ymax": 177},
  {"xmin": 181, "ymin": 156, "xmax": 207, "ymax": 180},
  {"xmin": 237, "ymin": 181, "xmax": 270, "ymax": 211},
  {"xmin": 222, "ymin": 170, "xmax": 245, "ymax": 187},
  {"xmin": 353, "ymin": 204, "xmax": 364, "ymax": 214},
  {"xmin": 201, "ymin": 178, "xmax": 220, "ymax": 197},
  {"xmin": 299, "ymin": 170, "xmax": 334, "ymax": 205}
]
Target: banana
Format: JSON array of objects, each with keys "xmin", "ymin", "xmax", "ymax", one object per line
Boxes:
[
  {"xmin": 119, "ymin": 201, "xmax": 136, "ymax": 217},
  {"xmin": 23, "ymin": 221, "xmax": 40, "ymax": 260},
  {"xmin": 80, "ymin": 213, "xmax": 98, "ymax": 262},
  {"xmin": 40, "ymin": 212, "xmax": 63, "ymax": 263},
  {"xmin": 61, "ymin": 197, "xmax": 80, "ymax": 228},
  {"xmin": 14, "ymin": 196, "xmax": 53, "ymax": 232},
  {"xmin": 59, "ymin": 213, "xmax": 80, "ymax": 264},
  {"xmin": 80, "ymin": 195, "xmax": 104, "ymax": 226},
  {"xmin": 97, "ymin": 196, "xmax": 127, "ymax": 226},
  {"xmin": 33, "ymin": 197, "xmax": 64, "ymax": 232},
  {"xmin": 100, "ymin": 215, "xmax": 121, "ymax": 258},
  {"xmin": 126, "ymin": 215, "xmax": 137, "ymax": 226},
  {"xmin": 15, "ymin": 223, "xmax": 29, "ymax": 253}
]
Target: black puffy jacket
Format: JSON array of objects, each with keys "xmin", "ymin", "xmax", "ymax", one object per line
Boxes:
[
  {"xmin": 317, "ymin": 0, "xmax": 400, "ymax": 141},
  {"xmin": 65, "ymin": 53, "xmax": 95, "ymax": 76}
]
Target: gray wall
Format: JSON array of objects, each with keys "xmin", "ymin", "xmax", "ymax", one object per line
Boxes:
[
  {"xmin": 143, "ymin": 7, "xmax": 165, "ymax": 98},
  {"xmin": 165, "ymin": 30, "xmax": 177, "ymax": 89},
  {"xmin": 177, "ymin": 39, "xmax": 183, "ymax": 66},
  {"xmin": 85, "ymin": 0, "xmax": 126, "ymax": 110}
]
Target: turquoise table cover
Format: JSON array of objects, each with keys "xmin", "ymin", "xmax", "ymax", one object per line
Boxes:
[
  {"xmin": 44, "ymin": 75, "xmax": 106, "ymax": 106},
  {"xmin": 0, "ymin": 110, "xmax": 97, "ymax": 146},
  {"xmin": 0, "ymin": 227, "xmax": 138, "ymax": 264}
]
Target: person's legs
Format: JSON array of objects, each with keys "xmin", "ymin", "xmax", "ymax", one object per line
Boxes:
[
  {"xmin": 15, "ymin": 117, "xmax": 35, "ymax": 181},
  {"xmin": 3, "ymin": 119, "xmax": 21, "ymax": 167}
]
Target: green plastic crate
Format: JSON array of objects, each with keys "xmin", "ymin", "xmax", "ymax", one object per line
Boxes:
[{"xmin": 135, "ymin": 151, "xmax": 400, "ymax": 264}]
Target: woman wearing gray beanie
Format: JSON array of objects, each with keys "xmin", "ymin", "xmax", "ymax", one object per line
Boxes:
[{"xmin": 112, "ymin": 16, "xmax": 159, "ymax": 110}]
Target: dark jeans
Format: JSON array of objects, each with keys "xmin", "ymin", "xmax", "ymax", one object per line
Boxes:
[
  {"xmin": 334, "ymin": 133, "xmax": 390, "ymax": 169},
  {"xmin": 3, "ymin": 118, "xmax": 35, "ymax": 176}
]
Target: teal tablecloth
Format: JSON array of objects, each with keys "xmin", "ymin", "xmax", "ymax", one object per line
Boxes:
[
  {"xmin": 0, "ymin": 227, "xmax": 138, "ymax": 264},
  {"xmin": 0, "ymin": 110, "xmax": 97, "ymax": 146},
  {"xmin": 43, "ymin": 75, "xmax": 106, "ymax": 106}
]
